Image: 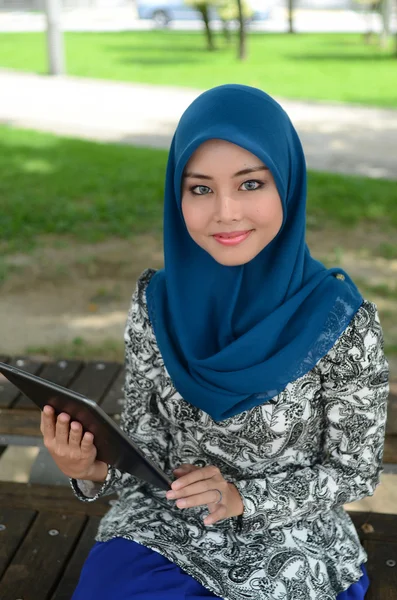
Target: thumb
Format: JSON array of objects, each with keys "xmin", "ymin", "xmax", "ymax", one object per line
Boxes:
[{"xmin": 173, "ymin": 463, "xmax": 199, "ymax": 475}]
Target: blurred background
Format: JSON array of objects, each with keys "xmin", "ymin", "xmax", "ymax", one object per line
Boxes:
[{"xmin": 0, "ymin": 0, "xmax": 396, "ymax": 513}]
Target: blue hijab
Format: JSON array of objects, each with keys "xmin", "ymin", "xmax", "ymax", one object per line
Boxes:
[{"xmin": 146, "ymin": 84, "xmax": 363, "ymax": 422}]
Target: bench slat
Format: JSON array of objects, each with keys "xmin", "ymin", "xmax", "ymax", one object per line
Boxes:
[
  {"xmin": 0, "ymin": 408, "xmax": 42, "ymax": 438},
  {"xmin": 0, "ymin": 409, "xmax": 119, "ymax": 439},
  {"xmin": 69, "ymin": 362, "xmax": 121, "ymax": 403},
  {"xmin": 51, "ymin": 516, "xmax": 101, "ymax": 600},
  {"xmin": 0, "ymin": 482, "xmax": 114, "ymax": 517},
  {"xmin": 14, "ymin": 360, "xmax": 84, "ymax": 409},
  {"xmin": 0, "ymin": 359, "xmax": 43, "ymax": 408},
  {"xmin": 100, "ymin": 368, "xmax": 126, "ymax": 414},
  {"xmin": 386, "ymin": 382, "xmax": 397, "ymax": 435},
  {"xmin": 364, "ymin": 539, "xmax": 397, "ymax": 600},
  {"xmin": 349, "ymin": 512, "xmax": 397, "ymax": 544},
  {"xmin": 383, "ymin": 435, "xmax": 397, "ymax": 464},
  {"xmin": 0, "ymin": 510, "xmax": 86, "ymax": 600},
  {"xmin": 0, "ymin": 508, "xmax": 36, "ymax": 580}
]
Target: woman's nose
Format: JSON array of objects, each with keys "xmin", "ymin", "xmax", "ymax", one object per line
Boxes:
[{"xmin": 214, "ymin": 194, "xmax": 241, "ymax": 222}]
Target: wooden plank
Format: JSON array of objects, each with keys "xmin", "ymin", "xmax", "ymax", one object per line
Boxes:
[
  {"xmin": 0, "ymin": 511, "xmax": 86, "ymax": 600},
  {"xmin": 386, "ymin": 382, "xmax": 397, "ymax": 436},
  {"xmin": 364, "ymin": 539, "xmax": 397, "ymax": 600},
  {"xmin": 0, "ymin": 406, "xmax": 123, "ymax": 439},
  {"xmin": 14, "ymin": 360, "xmax": 83, "ymax": 409},
  {"xmin": 0, "ymin": 508, "xmax": 36, "ymax": 580},
  {"xmin": 51, "ymin": 516, "xmax": 101, "ymax": 600},
  {"xmin": 383, "ymin": 435, "xmax": 397, "ymax": 465},
  {"xmin": 0, "ymin": 408, "xmax": 41, "ymax": 438},
  {"xmin": 70, "ymin": 361, "xmax": 121, "ymax": 403},
  {"xmin": 99, "ymin": 367, "xmax": 125, "ymax": 414},
  {"xmin": 348, "ymin": 512, "xmax": 397, "ymax": 544},
  {"xmin": 0, "ymin": 482, "xmax": 115, "ymax": 517},
  {"xmin": 0, "ymin": 359, "xmax": 43, "ymax": 408}
]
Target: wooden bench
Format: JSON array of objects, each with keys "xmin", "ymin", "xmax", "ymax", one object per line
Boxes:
[
  {"xmin": 0, "ymin": 481, "xmax": 396, "ymax": 599},
  {"xmin": 0, "ymin": 356, "xmax": 397, "ymax": 598},
  {"xmin": 1, "ymin": 356, "xmax": 397, "ymax": 469}
]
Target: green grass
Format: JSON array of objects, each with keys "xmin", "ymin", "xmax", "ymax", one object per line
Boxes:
[
  {"xmin": 1, "ymin": 125, "xmax": 396, "ymax": 254},
  {"xmin": 25, "ymin": 337, "xmax": 125, "ymax": 362},
  {"xmin": 0, "ymin": 32, "xmax": 396, "ymax": 107}
]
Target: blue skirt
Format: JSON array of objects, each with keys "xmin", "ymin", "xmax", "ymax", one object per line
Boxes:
[{"xmin": 72, "ymin": 537, "xmax": 370, "ymax": 599}]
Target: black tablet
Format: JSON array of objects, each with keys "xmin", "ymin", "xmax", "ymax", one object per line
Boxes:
[{"xmin": 0, "ymin": 361, "xmax": 172, "ymax": 491}]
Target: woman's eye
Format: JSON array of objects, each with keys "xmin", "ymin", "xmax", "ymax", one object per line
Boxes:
[
  {"xmin": 240, "ymin": 180, "xmax": 263, "ymax": 191},
  {"xmin": 191, "ymin": 185, "xmax": 211, "ymax": 195}
]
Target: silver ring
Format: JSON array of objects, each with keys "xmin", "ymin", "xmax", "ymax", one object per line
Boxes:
[{"xmin": 214, "ymin": 489, "xmax": 222, "ymax": 504}]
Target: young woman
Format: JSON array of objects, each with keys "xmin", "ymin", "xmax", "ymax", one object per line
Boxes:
[{"xmin": 40, "ymin": 84, "xmax": 389, "ymax": 600}]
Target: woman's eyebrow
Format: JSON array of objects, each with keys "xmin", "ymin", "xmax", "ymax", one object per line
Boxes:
[{"xmin": 183, "ymin": 166, "xmax": 269, "ymax": 180}]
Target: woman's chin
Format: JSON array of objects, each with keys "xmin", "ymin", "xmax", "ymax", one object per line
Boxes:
[{"xmin": 209, "ymin": 248, "xmax": 258, "ymax": 267}]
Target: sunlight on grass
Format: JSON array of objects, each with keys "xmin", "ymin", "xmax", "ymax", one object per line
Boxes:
[{"xmin": 0, "ymin": 32, "xmax": 396, "ymax": 107}]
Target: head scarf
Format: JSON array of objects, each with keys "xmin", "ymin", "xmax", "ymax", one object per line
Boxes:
[{"xmin": 146, "ymin": 84, "xmax": 363, "ymax": 422}]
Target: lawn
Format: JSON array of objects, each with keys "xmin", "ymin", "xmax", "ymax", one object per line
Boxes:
[
  {"xmin": 0, "ymin": 32, "xmax": 396, "ymax": 107},
  {"xmin": 1, "ymin": 125, "xmax": 396, "ymax": 254}
]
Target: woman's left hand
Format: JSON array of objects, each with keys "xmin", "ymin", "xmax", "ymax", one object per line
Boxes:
[{"xmin": 166, "ymin": 463, "xmax": 244, "ymax": 526}]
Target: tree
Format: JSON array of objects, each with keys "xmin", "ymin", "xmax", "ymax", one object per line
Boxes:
[
  {"xmin": 217, "ymin": 0, "xmax": 253, "ymax": 59},
  {"xmin": 287, "ymin": 0, "xmax": 295, "ymax": 33},
  {"xmin": 235, "ymin": 0, "xmax": 247, "ymax": 59},
  {"xmin": 185, "ymin": 0, "xmax": 217, "ymax": 50},
  {"xmin": 185, "ymin": 0, "xmax": 252, "ymax": 56}
]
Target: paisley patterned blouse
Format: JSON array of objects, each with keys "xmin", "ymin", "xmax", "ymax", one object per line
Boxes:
[{"xmin": 71, "ymin": 269, "xmax": 390, "ymax": 600}]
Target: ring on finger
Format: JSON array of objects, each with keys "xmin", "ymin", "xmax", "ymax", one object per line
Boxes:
[{"xmin": 212, "ymin": 489, "xmax": 223, "ymax": 504}]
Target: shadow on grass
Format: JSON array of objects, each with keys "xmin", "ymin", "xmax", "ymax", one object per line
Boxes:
[
  {"xmin": 0, "ymin": 128, "xmax": 167, "ymax": 252},
  {"xmin": 102, "ymin": 43, "xmax": 214, "ymax": 66},
  {"xmin": 117, "ymin": 56, "xmax": 200, "ymax": 66},
  {"xmin": 288, "ymin": 53, "xmax": 394, "ymax": 61}
]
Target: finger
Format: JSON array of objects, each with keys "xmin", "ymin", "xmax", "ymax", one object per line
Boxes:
[
  {"xmin": 173, "ymin": 464, "xmax": 198, "ymax": 475},
  {"xmin": 68, "ymin": 421, "xmax": 83, "ymax": 447},
  {"xmin": 175, "ymin": 488, "xmax": 224, "ymax": 509},
  {"xmin": 55, "ymin": 412, "xmax": 71, "ymax": 446},
  {"xmin": 80, "ymin": 431, "xmax": 95, "ymax": 456},
  {"xmin": 203, "ymin": 506, "xmax": 227, "ymax": 526},
  {"xmin": 168, "ymin": 479, "xmax": 219, "ymax": 500},
  {"xmin": 41, "ymin": 405, "xmax": 55, "ymax": 441},
  {"xmin": 171, "ymin": 465, "xmax": 220, "ymax": 491}
]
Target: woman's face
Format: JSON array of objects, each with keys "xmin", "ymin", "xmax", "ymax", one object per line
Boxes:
[{"xmin": 181, "ymin": 139, "xmax": 283, "ymax": 266}]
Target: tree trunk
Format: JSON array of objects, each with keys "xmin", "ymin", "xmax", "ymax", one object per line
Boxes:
[
  {"xmin": 379, "ymin": 0, "xmax": 391, "ymax": 48},
  {"xmin": 236, "ymin": 0, "xmax": 247, "ymax": 60},
  {"xmin": 222, "ymin": 19, "xmax": 232, "ymax": 44},
  {"xmin": 288, "ymin": 0, "xmax": 294, "ymax": 33},
  {"xmin": 199, "ymin": 4, "xmax": 216, "ymax": 51},
  {"xmin": 395, "ymin": 0, "xmax": 397, "ymax": 56}
]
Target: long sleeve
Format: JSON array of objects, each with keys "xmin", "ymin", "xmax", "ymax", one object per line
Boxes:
[
  {"xmin": 70, "ymin": 270, "xmax": 171, "ymax": 502},
  {"xmin": 230, "ymin": 305, "xmax": 389, "ymax": 535}
]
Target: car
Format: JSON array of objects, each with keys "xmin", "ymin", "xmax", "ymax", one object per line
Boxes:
[
  {"xmin": 136, "ymin": 0, "xmax": 216, "ymax": 26},
  {"xmin": 136, "ymin": 0, "xmax": 270, "ymax": 27}
]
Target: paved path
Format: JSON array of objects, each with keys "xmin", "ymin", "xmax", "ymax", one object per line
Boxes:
[{"xmin": 1, "ymin": 69, "xmax": 396, "ymax": 179}]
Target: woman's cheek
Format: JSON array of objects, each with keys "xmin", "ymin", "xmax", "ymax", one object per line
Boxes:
[{"xmin": 182, "ymin": 201, "xmax": 208, "ymax": 235}]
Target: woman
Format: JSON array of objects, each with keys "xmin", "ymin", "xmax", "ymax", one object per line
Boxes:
[{"xmin": 40, "ymin": 84, "xmax": 389, "ymax": 599}]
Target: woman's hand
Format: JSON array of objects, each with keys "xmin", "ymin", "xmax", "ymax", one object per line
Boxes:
[
  {"xmin": 40, "ymin": 405, "xmax": 108, "ymax": 482},
  {"xmin": 166, "ymin": 463, "xmax": 244, "ymax": 526}
]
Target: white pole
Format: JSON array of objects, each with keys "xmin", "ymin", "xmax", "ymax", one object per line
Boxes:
[{"xmin": 44, "ymin": 0, "xmax": 65, "ymax": 75}]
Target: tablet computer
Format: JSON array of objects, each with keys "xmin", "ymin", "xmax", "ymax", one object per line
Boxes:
[{"xmin": 0, "ymin": 361, "xmax": 172, "ymax": 491}]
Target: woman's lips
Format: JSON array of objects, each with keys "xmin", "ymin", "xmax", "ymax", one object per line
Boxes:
[{"xmin": 212, "ymin": 230, "xmax": 253, "ymax": 246}]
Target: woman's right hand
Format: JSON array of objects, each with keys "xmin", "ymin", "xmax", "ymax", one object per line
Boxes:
[{"xmin": 40, "ymin": 405, "xmax": 108, "ymax": 482}]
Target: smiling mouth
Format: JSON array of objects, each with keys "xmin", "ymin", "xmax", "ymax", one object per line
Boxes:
[{"xmin": 212, "ymin": 230, "xmax": 253, "ymax": 246}]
